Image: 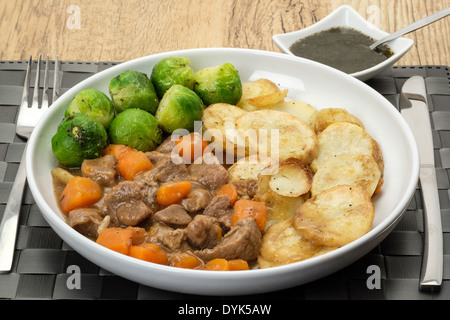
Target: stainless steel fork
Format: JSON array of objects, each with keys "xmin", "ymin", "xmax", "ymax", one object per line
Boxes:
[{"xmin": 0, "ymin": 54, "xmax": 60, "ymax": 272}]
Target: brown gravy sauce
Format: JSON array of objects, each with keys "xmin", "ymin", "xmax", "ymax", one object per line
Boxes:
[{"xmin": 289, "ymin": 27, "xmax": 394, "ymax": 74}]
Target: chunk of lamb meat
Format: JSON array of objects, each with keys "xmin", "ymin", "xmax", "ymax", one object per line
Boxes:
[
  {"xmin": 133, "ymin": 173, "xmax": 160, "ymax": 212},
  {"xmin": 152, "ymin": 204, "xmax": 192, "ymax": 228},
  {"xmin": 138, "ymin": 153, "xmax": 190, "ymax": 183},
  {"xmin": 186, "ymin": 215, "xmax": 222, "ymax": 250},
  {"xmin": 194, "ymin": 218, "xmax": 262, "ymax": 262},
  {"xmin": 203, "ymin": 195, "xmax": 233, "ymax": 230},
  {"xmin": 68, "ymin": 208, "xmax": 105, "ymax": 238},
  {"xmin": 134, "ymin": 154, "xmax": 190, "ymax": 211},
  {"xmin": 81, "ymin": 154, "xmax": 117, "ymax": 187},
  {"xmin": 145, "ymin": 151, "xmax": 165, "ymax": 165},
  {"xmin": 188, "ymin": 156, "xmax": 230, "ymax": 190},
  {"xmin": 147, "ymin": 222, "xmax": 188, "ymax": 250},
  {"xmin": 156, "ymin": 135, "xmax": 178, "ymax": 154},
  {"xmin": 232, "ymin": 179, "xmax": 258, "ymax": 199},
  {"xmin": 104, "ymin": 181, "xmax": 152, "ymax": 227},
  {"xmin": 181, "ymin": 188, "xmax": 213, "ymax": 213}
]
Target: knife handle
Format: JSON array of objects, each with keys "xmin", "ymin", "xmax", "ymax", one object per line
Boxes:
[{"xmin": 419, "ymin": 165, "xmax": 443, "ymax": 291}]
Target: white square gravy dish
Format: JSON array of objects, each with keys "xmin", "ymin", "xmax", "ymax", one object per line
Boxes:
[{"xmin": 273, "ymin": 5, "xmax": 414, "ymax": 81}]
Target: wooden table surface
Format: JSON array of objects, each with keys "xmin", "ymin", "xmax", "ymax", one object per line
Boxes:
[{"xmin": 0, "ymin": 0, "xmax": 449, "ymax": 65}]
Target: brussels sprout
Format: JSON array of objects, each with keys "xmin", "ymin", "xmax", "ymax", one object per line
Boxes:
[
  {"xmin": 109, "ymin": 108, "xmax": 163, "ymax": 151},
  {"xmin": 193, "ymin": 63, "xmax": 242, "ymax": 106},
  {"xmin": 155, "ymin": 84, "xmax": 204, "ymax": 133},
  {"xmin": 150, "ymin": 57, "xmax": 195, "ymax": 99},
  {"xmin": 52, "ymin": 113, "xmax": 108, "ymax": 167},
  {"xmin": 109, "ymin": 70, "xmax": 159, "ymax": 114},
  {"xmin": 65, "ymin": 89, "xmax": 115, "ymax": 129}
]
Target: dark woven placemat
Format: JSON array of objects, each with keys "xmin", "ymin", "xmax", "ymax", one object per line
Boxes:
[{"xmin": 0, "ymin": 60, "xmax": 448, "ymax": 300}]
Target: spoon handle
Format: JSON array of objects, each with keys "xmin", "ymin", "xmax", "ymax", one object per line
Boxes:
[{"xmin": 370, "ymin": 7, "xmax": 450, "ymax": 50}]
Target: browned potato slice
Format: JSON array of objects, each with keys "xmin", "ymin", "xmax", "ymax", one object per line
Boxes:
[
  {"xmin": 293, "ymin": 185, "xmax": 375, "ymax": 247},
  {"xmin": 241, "ymin": 78, "xmax": 280, "ymax": 99},
  {"xmin": 257, "ymin": 245, "xmax": 336, "ymax": 268},
  {"xmin": 258, "ymin": 218, "xmax": 337, "ymax": 268},
  {"xmin": 255, "ymin": 173, "xmax": 306, "ymax": 227},
  {"xmin": 310, "ymin": 122, "xmax": 383, "ymax": 173},
  {"xmin": 246, "ymin": 90, "xmax": 288, "ymax": 109},
  {"xmin": 228, "ymin": 154, "xmax": 273, "ymax": 182},
  {"xmin": 201, "ymin": 103, "xmax": 247, "ymax": 156},
  {"xmin": 269, "ymin": 158, "xmax": 312, "ymax": 197},
  {"xmin": 234, "ymin": 109, "xmax": 318, "ymax": 163},
  {"xmin": 269, "ymin": 100, "xmax": 318, "ymax": 128},
  {"xmin": 257, "ymin": 255, "xmax": 281, "ymax": 269},
  {"xmin": 311, "ymin": 154, "xmax": 381, "ymax": 197},
  {"xmin": 371, "ymin": 138, "xmax": 385, "ymax": 177},
  {"xmin": 260, "ymin": 218, "xmax": 322, "ymax": 265},
  {"xmin": 237, "ymin": 79, "xmax": 287, "ymax": 111},
  {"xmin": 314, "ymin": 108, "xmax": 364, "ymax": 133},
  {"xmin": 202, "ymin": 103, "xmax": 246, "ymax": 138}
]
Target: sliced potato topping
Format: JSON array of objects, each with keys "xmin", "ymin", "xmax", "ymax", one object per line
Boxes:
[
  {"xmin": 311, "ymin": 154, "xmax": 381, "ymax": 197},
  {"xmin": 269, "ymin": 158, "xmax": 312, "ymax": 197},
  {"xmin": 314, "ymin": 107, "xmax": 364, "ymax": 133},
  {"xmin": 293, "ymin": 185, "xmax": 375, "ymax": 247},
  {"xmin": 310, "ymin": 122, "xmax": 383, "ymax": 173},
  {"xmin": 234, "ymin": 109, "xmax": 318, "ymax": 163},
  {"xmin": 199, "ymin": 78, "xmax": 385, "ymax": 269},
  {"xmin": 237, "ymin": 78, "xmax": 287, "ymax": 111},
  {"xmin": 258, "ymin": 218, "xmax": 336, "ymax": 268}
]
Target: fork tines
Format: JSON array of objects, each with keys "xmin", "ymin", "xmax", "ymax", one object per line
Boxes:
[{"xmin": 28, "ymin": 54, "xmax": 60, "ymax": 109}]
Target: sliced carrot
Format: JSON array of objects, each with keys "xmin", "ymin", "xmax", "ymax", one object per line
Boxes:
[
  {"xmin": 231, "ymin": 199, "xmax": 267, "ymax": 233},
  {"xmin": 125, "ymin": 226, "xmax": 147, "ymax": 245},
  {"xmin": 60, "ymin": 176, "xmax": 103, "ymax": 213},
  {"xmin": 228, "ymin": 259, "xmax": 249, "ymax": 271},
  {"xmin": 156, "ymin": 181, "xmax": 192, "ymax": 206},
  {"xmin": 170, "ymin": 252, "xmax": 203, "ymax": 269},
  {"xmin": 175, "ymin": 132, "xmax": 209, "ymax": 163},
  {"xmin": 117, "ymin": 149, "xmax": 153, "ymax": 180},
  {"xmin": 203, "ymin": 258, "xmax": 230, "ymax": 271},
  {"xmin": 129, "ymin": 243, "xmax": 169, "ymax": 265},
  {"xmin": 96, "ymin": 227, "xmax": 134, "ymax": 255},
  {"xmin": 103, "ymin": 144, "xmax": 133, "ymax": 159},
  {"xmin": 104, "ymin": 144, "xmax": 152, "ymax": 180},
  {"xmin": 216, "ymin": 183, "xmax": 238, "ymax": 206}
]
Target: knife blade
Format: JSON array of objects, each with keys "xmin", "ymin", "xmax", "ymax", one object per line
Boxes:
[{"xmin": 400, "ymin": 76, "xmax": 443, "ymax": 291}]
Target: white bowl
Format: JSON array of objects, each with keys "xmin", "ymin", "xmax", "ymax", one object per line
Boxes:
[
  {"xmin": 26, "ymin": 48, "xmax": 419, "ymax": 296},
  {"xmin": 273, "ymin": 5, "xmax": 414, "ymax": 82}
]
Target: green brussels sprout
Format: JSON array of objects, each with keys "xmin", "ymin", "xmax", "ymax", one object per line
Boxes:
[
  {"xmin": 150, "ymin": 57, "xmax": 195, "ymax": 99},
  {"xmin": 109, "ymin": 70, "xmax": 159, "ymax": 114},
  {"xmin": 109, "ymin": 108, "xmax": 163, "ymax": 151},
  {"xmin": 52, "ymin": 113, "xmax": 108, "ymax": 167},
  {"xmin": 155, "ymin": 84, "xmax": 204, "ymax": 133},
  {"xmin": 65, "ymin": 89, "xmax": 115, "ymax": 129},
  {"xmin": 193, "ymin": 63, "xmax": 242, "ymax": 106}
]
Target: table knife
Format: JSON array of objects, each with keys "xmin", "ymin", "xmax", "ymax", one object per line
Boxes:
[{"xmin": 400, "ymin": 76, "xmax": 443, "ymax": 291}]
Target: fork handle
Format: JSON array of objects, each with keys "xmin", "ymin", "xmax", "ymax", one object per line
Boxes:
[{"xmin": 0, "ymin": 143, "xmax": 28, "ymax": 272}]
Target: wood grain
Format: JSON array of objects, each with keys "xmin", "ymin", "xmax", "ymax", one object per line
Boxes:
[{"xmin": 0, "ymin": 0, "xmax": 448, "ymax": 65}]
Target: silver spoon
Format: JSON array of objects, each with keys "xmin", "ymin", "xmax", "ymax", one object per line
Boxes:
[{"xmin": 370, "ymin": 7, "xmax": 450, "ymax": 50}]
